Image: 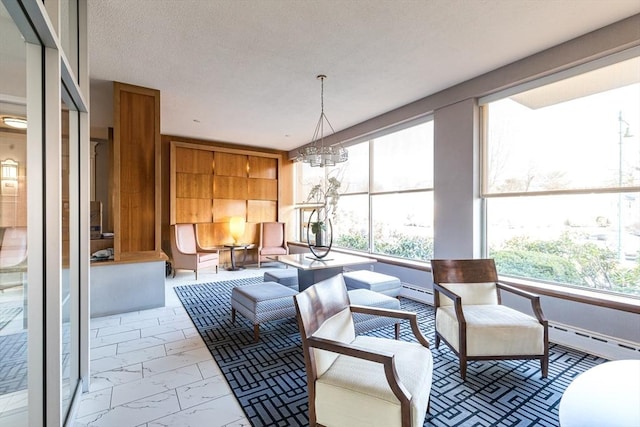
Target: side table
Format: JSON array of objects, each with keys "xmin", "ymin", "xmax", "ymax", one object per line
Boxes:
[{"xmin": 224, "ymin": 244, "xmax": 255, "ymax": 271}]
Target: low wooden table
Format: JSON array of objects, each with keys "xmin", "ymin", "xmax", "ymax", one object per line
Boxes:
[
  {"xmin": 268, "ymin": 252, "xmax": 376, "ymax": 291},
  {"xmin": 223, "ymin": 243, "xmax": 255, "ymax": 271},
  {"xmin": 559, "ymin": 359, "xmax": 640, "ymax": 426}
]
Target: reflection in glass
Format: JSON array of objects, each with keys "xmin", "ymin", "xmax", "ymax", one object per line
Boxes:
[{"xmin": 0, "ymin": 2, "xmax": 29, "ymax": 424}]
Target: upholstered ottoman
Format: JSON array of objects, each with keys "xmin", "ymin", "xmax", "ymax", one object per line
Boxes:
[
  {"xmin": 263, "ymin": 268, "xmax": 299, "ymax": 290},
  {"xmin": 343, "ymin": 270, "xmax": 402, "ymax": 297},
  {"xmin": 231, "ymin": 282, "xmax": 298, "ymax": 342},
  {"xmin": 348, "ymin": 289, "xmax": 401, "ymax": 337}
]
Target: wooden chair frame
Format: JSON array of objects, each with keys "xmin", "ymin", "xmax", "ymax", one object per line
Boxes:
[
  {"xmin": 294, "ymin": 276, "xmax": 430, "ymax": 427},
  {"xmin": 431, "ymin": 259, "xmax": 549, "ymax": 380}
]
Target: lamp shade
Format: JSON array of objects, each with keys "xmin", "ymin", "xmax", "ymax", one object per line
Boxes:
[{"xmin": 229, "ymin": 216, "xmax": 246, "ymax": 243}]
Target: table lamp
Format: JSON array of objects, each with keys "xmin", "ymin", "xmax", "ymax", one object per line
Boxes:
[{"xmin": 229, "ymin": 216, "xmax": 246, "ymax": 244}]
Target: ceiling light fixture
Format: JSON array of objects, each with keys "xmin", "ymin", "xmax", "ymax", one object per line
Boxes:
[
  {"xmin": 2, "ymin": 116, "xmax": 27, "ymax": 130},
  {"xmin": 298, "ymin": 75, "xmax": 348, "ymax": 167}
]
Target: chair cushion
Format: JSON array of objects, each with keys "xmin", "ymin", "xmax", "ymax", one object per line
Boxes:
[
  {"xmin": 343, "ymin": 270, "xmax": 402, "ymax": 297},
  {"xmin": 316, "ymin": 335, "xmax": 432, "ymax": 427},
  {"xmin": 197, "ymin": 252, "xmax": 219, "ymax": 263},
  {"xmin": 260, "ymin": 246, "xmax": 288, "ymax": 255},
  {"xmin": 262, "ymin": 222, "xmax": 284, "ymax": 247},
  {"xmin": 313, "ymin": 308, "xmax": 356, "ymax": 377},
  {"xmin": 438, "ymin": 282, "xmax": 498, "ymax": 306},
  {"xmin": 436, "ymin": 304, "xmax": 544, "ymax": 356}
]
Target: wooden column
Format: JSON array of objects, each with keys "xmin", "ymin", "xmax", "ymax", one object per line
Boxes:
[{"xmin": 113, "ymin": 82, "xmax": 162, "ymax": 260}]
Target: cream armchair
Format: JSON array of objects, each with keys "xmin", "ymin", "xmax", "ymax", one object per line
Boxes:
[
  {"xmin": 257, "ymin": 222, "xmax": 288, "ymax": 267},
  {"xmin": 170, "ymin": 224, "xmax": 219, "ymax": 279},
  {"xmin": 294, "ymin": 273, "xmax": 433, "ymax": 427},
  {"xmin": 430, "ymin": 259, "xmax": 548, "ymax": 380}
]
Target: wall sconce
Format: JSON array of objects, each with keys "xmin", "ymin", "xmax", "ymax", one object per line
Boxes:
[
  {"xmin": 1, "ymin": 159, "xmax": 19, "ymax": 196},
  {"xmin": 229, "ymin": 216, "xmax": 246, "ymax": 244}
]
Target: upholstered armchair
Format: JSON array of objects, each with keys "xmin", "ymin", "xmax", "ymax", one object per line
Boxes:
[
  {"xmin": 294, "ymin": 273, "xmax": 433, "ymax": 427},
  {"xmin": 170, "ymin": 224, "xmax": 219, "ymax": 279},
  {"xmin": 430, "ymin": 259, "xmax": 548, "ymax": 380},
  {"xmin": 258, "ymin": 222, "xmax": 288, "ymax": 267}
]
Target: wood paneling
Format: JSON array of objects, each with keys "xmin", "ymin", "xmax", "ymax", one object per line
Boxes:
[
  {"xmin": 247, "ymin": 200, "xmax": 277, "ymax": 223},
  {"xmin": 248, "ymin": 178, "xmax": 277, "ymax": 200},
  {"xmin": 114, "ymin": 82, "xmax": 161, "ymax": 258},
  {"xmin": 175, "ymin": 198, "xmax": 212, "ymax": 223},
  {"xmin": 213, "ymin": 176, "xmax": 248, "ymax": 199},
  {"xmin": 196, "ymin": 222, "xmax": 230, "ymax": 247},
  {"xmin": 212, "ymin": 199, "xmax": 246, "ymax": 222},
  {"xmin": 176, "ymin": 173, "xmax": 212, "ymax": 199},
  {"xmin": 176, "ymin": 147, "xmax": 212, "ymax": 174},
  {"xmin": 248, "ymin": 156, "xmax": 277, "ymax": 179},
  {"xmin": 214, "ymin": 152, "xmax": 247, "ymax": 177}
]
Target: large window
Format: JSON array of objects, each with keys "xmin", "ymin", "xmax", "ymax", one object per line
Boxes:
[
  {"xmin": 296, "ymin": 119, "xmax": 434, "ymax": 261},
  {"xmin": 482, "ymin": 53, "xmax": 640, "ymax": 296}
]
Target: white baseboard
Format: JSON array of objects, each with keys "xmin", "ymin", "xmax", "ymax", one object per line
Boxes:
[{"xmin": 399, "ymin": 283, "xmax": 640, "ymax": 361}]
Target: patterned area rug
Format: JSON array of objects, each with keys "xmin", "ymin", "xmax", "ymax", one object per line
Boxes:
[{"xmin": 175, "ymin": 277, "xmax": 606, "ymax": 427}]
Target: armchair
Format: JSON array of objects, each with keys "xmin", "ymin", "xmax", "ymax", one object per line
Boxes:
[
  {"xmin": 430, "ymin": 259, "xmax": 548, "ymax": 380},
  {"xmin": 258, "ymin": 222, "xmax": 288, "ymax": 267},
  {"xmin": 294, "ymin": 273, "xmax": 433, "ymax": 427},
  {"xmin": 170, "ymin": 224, "xmax": 219, "ymax": 279}
]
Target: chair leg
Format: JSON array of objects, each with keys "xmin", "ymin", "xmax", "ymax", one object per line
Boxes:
[
  {"xmin": 434, "ymin": 334, "xmax": 440, "ymax": 349},
  {"xmin": 253, "ymin": 324, "xmax": 260, "ymax": 342},
  {"xmin": 195, "ymin": 270, "xmax": 198, "ymax": 280},
  {"xmin": 231, "ymin": 308, "xmax": 236, "ymax": 323},
  {"xmin": 172, "ymin": 268, "xmax": 176, "ymax": 278},
  {"xmin": 541, "ymin": 355, "xmax": 549, "ymax": 378},
  {"xmin": 394, "ymin": 322, "xmax": 400, "ymax": 340},
  {"xmin": 460, "ymin": 356, "xmax": 467, "ymax": 381}
]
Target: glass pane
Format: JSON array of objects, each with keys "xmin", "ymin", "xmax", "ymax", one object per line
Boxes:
[
  {"xmin": 371, "ymin": 192, "xmax": 433, "ymax": 260},
  {"xmin": 487, "ymin": 194, "xmax": 640, "ymax": 296},
  {"xmin": 327, "ymin": 141, "xmax": 369, "ymax": 194},
  {"xmin": 0, "ymin": 3, "xmax": 29, "ymax": 424},
  {"xmin": 295, "ymin": 161, "xmax": 325, "ymax": 204},
  {"xmin": 372, "ymin": 121, "xmax": 434, "ymax": 192},
  {"xmin": 485, "ymin": 57, "xmax": 640, "ymax": 194},
  {"xmin": 333, "ymin": 194, "xmax": 369, "ymax": 251},
  {"xmin": 60, "ymin": 0, "xmax": 79, "ymax": 79}
]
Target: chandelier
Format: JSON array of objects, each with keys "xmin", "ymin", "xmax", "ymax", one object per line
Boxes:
[{"xmin": 298, "ymin": 75, "xmax": 348, "ymax": 167}]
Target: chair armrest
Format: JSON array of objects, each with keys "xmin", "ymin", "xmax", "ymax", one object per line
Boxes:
[
  {"xmin": 496, "ymin": 282, "xmax": 547, "ymax": 325},
  {"xmin": 350, "ymin": 305, "xmax": 430, "ymax": 348},
  {"xmin": 432, "ymin": 283, "xmax": 466, "ymax": 325},
  {"xmin": 307, "ymin": 336, "xmax": 411, "ymax": 405}
]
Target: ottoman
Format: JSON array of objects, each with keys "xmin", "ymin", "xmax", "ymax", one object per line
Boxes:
[
  {"xmin": 231, "ymin": 281, "xmax": 298, "ymax": 342},
  {"xmin": 343, "ymin": 270, "xmax": 402, "ymax": 297},
  {"xmin": 263, "ymin": 268, "xmax": 299, "ymax": 290},
  {"xmin": 348, "ymin": 289, "xmax": 401, "ymax": 338}
]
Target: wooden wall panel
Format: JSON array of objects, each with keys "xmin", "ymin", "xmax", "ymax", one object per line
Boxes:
[
  {"xmin": 247, "ymin": 200, "xmax": 277, "ymax": 223},
  {"xmin": 248, "ymin": 178, "xmax": 277, "ymax": 200},
  {"xmin": 175, "ymin": 198, "xmax": 212, "ymax": 223},
  {"xmin": 114, "ymin": 82, "xmax": 161, "ymax": 257},
  {"xmin": 212, "ymin": 199, "xmax": 246, "ymax": 222},
  {"xmin": 176, "ymin": 147, "xmax": 212, "ymax": 174},
  {"xmin": 213, "ymin": 176, "xmax": 248, "ymax": 199},
  {"xmin": 248, "ymin": 156, "xmax": 277, "ymax": 179},
  {"xmin": 176, "ymin": 173, "xmax": 212, "ymax": 199},
  {"xmin": 214, "ymin": 152, "xmax": 247, "ymax": 177}
]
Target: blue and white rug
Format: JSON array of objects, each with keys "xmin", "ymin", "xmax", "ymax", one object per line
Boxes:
[{"xmin": 175, "ymin": 277, "xmax": 606, "ymax": 427}]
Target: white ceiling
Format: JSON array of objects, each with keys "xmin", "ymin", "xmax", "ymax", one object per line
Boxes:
[{"xmin": 87, "ymin": 0, "xmax": 640, "ymax": 151}]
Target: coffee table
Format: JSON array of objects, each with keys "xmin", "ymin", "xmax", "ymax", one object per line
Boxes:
[
  {"xmin": 559, "ymin": 359, "xmax": 640, "ymax": 426},
  {"xmin": 268, "ymin": 252, "xmax": 376, "ymax": 291}
]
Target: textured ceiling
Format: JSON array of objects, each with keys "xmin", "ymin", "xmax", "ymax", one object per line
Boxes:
[{"xmin": 87, "ymin": 0, "xmax": 640, "ymax": 151}]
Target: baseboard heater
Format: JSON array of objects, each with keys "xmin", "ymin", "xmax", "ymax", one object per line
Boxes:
[{"xmin": 399, "ymin": 283, "xmax": 640, "ymax": 361}]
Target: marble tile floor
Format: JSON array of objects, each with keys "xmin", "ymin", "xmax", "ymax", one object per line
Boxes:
[{"xmin": 74, "ymin": 265, "xmax": 281, "ymax": 427}]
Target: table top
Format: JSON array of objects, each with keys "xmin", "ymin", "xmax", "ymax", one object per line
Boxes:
[
  {"xmin": 268, "ymin": 252, "xmax": 376, "ymax": 271},
  {"xmin": 559, "ymin": 359, "xmax": 640, "ymax": 427}
]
